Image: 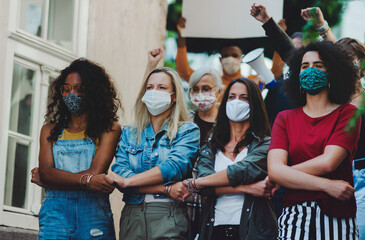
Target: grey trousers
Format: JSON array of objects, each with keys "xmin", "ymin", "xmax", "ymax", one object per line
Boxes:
[{"xmin": 119, "ymin": 202, "xmax": 189, "ymax": 240}]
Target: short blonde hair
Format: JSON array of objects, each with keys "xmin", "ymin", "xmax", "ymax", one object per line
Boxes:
[{"xmin": 134, "ymin": 67, "xmax": 189, "ymax": 143}]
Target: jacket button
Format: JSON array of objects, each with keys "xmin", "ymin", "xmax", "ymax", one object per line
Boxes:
[
  {"xmin": 155, "ymin": 153, "xmax": 159, "ymax": 157},
  {"xmin": 211, "ymin": 218, "xmax": 214, "ymax": 222},
  {"xmin": 246, "ymin": 208, "xmax": 250, "ymax": 212}
]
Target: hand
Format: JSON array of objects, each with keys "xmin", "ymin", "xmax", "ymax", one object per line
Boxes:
[
  {"xmin": 147, "ymin": 48, "xmax": 164, "ymax": 69},
  {"xmin": 169, "ymin": 181, "xmax": 188, "ymax": 202},
  {"xmin": 31, "ymin": 167, "xmax": 48, "ymax": 188},
  {"xmin": 106, "ymin": 171, "xmax": 128, "ymax": 189},
  {"xmin": 277, "ymin": 19, "xmax": 287, "ymax": 32},
  {"xmin": 323, "ymin": 179, "xmax": 355, "ymax": 201},
  {"xmin": 89, "ymin": 174, "xmax": 115, "ymax": 194},
  {"xmin": 182, "ymin": 179, "xmax": 192, "ymax": 201},
  {"xmin": 300, "ymin": 7, "xmax": 325, "ymax": 28},
  {"xmin": 176, "ymin": 16, "xmax": 186, "ymax": 37},
  {"xmin": 250, "ymin": 76, "xmax": 266, "ymax": 90},
  {"xmin": 250, "ymin": 3, "xmax": 271, "ymax": 24},
  {"xmin": 242, "ymin": 178, "xmax": 273, "ymax": 198}
]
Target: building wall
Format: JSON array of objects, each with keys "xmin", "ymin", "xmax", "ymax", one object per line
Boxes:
[{"xmin": 86, "ymin": 0, "xmax": 168, "ymax": 238}]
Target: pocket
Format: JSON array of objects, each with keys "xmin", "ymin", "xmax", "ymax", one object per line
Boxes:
[
  {"xmin": 126, "ymin": 144, "xmax": 143, "ymax": 170},
  {"xmin": 56, "ymin": 149, "xmax": 92, "ymax": 172}
]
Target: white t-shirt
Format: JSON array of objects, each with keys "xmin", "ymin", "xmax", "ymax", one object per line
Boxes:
[{"xmin": 214, "ymin": 148, "xmax": 247, "ymax": 226}]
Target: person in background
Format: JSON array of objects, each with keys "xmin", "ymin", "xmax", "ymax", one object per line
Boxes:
[
  {"xmin": 107, "ymin": 67, "xmax": 200, "ymax": 240},
  {"xmin": 268, "ymin": 41, "xmax": 360, "ymax": 239},
  {"xmin": 31, "ymin": 58, "xmax": 121, "ymax": 240},
  {"xmin": 183, "ymin": 78, "xmax": 277, "ymax": 240},
  {"xmin": 175, "ymin": 17, "xmax": 273, "ymax": 89},
  {"xmin": 188, "ymin": 67, "xmax": 223, "ymax": 146}
]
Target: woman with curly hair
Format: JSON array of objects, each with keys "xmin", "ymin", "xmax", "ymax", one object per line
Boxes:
[
  {"xmin": 31, "ymin": 58, "xmax": 121, "ymax": 240},
  {"xmin": 268, "ymin": 41, "xmax": 361, "ymax": 239},
  {"xmin": 107, "ymin": 67, "xmax": 200, "ymax": 240}
]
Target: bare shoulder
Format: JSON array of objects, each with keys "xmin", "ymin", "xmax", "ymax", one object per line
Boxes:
[
  {"xmin": 40, "ymin": 123, "xmax": 56, "ymax": 138},
  {"xmin": 100, "ymin": 121, "xmax": 122, "ymax": 142}
]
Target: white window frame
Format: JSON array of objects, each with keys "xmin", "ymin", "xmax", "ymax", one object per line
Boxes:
[{"xmin": 0, "ymin": 0, "xmax": 89, "ymax": 230}]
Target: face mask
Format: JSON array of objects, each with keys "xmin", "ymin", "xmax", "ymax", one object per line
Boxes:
[
  {"xmin": 226, "ymin": 99, "xmax": 250, "ymax": 122},
  {"xmin": 142, "ymin": 90, "xmax": 173, "ymax": 116},
  {"xmin": 221, "ymin": 57, "xmax": 241, "ymax": 75},
  {"xmin": 299, "ymin": 67, "xmax": 328, "ymax": 95},
  {"xmin": 190, "ymin": 92, "xmax": 217, "ymax": 112},
  {"xmin": 63, "ymin": 93, "xmax": 85, "ymax": 116}
]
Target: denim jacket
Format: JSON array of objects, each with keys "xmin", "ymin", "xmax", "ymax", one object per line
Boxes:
[
  {"xmin": 112, "ymin": 122, "xmax": 200, "ymax": 204},
  {"xmin": 197, "ymin": 136, "xmax": 278, "ymax": 240}
]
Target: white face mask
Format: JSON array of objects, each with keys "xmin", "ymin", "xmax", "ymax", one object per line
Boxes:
[
  {"xmin": 221, "ymin": 56, "xmax": 241, "ymax": 75},
  {"xmin": 141, "ymin": 90, "xmax": 173, "ymax": 116},
  {"xmin": 226, "ymin": 99, "xmax": 250, "ymax": 122},
  {"xmin": 190, "ymin": 92, "xmax": 217, "ymax": 112}
]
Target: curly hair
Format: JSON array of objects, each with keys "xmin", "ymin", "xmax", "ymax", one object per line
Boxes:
[
  {"xmin": 45, "ymin": 58, "xmax": 122, "ymax": 142},
  {"xmin": 336, "ymin": 37, "xmax": 365, "ymax": 78},
  {"xmin": 209, "ymin": 78, "xmax": 271, "ymax": 157},
  {"xmin": 284, "ymin": 41, "xmax": 358, "ymax": 107}
]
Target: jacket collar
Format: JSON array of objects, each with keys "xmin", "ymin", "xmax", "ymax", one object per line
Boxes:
[{"xmin": 144, "ymin": 122, "xmax": 168, "ymax": 140}]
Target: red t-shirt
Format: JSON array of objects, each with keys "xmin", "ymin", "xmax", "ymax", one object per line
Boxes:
[{"xmin": 269, "ymin": 104, "xmax": 361, "ymax": 217}]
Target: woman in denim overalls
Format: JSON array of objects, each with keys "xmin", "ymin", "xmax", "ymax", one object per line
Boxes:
[
  {"xmin": 107, "ymin": 67, "xmax": 200, "ymax": 240},
  {"xmin": 31, "ymin": 59, "xmax": 121, "ymax": 240}
]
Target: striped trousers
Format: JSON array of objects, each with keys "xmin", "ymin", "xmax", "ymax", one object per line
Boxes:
[{"xmin": 278, "ymin": 201, "xmax": 359, "ymax": 240}]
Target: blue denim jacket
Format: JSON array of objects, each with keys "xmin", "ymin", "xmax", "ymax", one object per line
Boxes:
[{"xmin": 112, "ymin": 122, "xmax": 200, "ymax": 204}]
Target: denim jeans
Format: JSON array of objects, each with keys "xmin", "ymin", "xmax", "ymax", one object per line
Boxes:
[
  {"xmin": 354, "ymin": 158, "xmax": 365, "ymax": 240},
  {"xmin": 38, "ymin": 137, "xmax": 115, "ymax": 240}
]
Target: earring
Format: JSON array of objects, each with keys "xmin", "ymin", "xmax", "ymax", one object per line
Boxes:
[
  {"xmin": 300, "ymin": 86, "xmax": 304, "ymax": 94},
  {"xmin": 328, "ymin": 82, "xmax": 331, "ymax": 93}
]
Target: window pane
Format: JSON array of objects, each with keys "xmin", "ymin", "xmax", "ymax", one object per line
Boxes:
[
  {"xmin": 47, "ymin": 0, "xmax": 75, "ymax": 50},
  {"xmin": 18, "ymin": 0, "xmax": 46, "ymax": 37},
  {"xmin": 9, "ymin": 63, "xmax": 36, "ymax": 136},
  {"xmin": 4, "ymin": 137, "xmax": 30, "ymax": 209}
]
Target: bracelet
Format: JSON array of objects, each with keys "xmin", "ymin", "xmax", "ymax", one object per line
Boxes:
[
  {"xmin": 317, "ymin": 20, "xmax": 329, "ymax": 34},
  {"xmin": 86, "ymin": 174, "xmax": 94, "ymax": 190},
  {"xmin": 164, "ymin": 185, "xmax": 172, "ymax": 197},
  {"xmin": 79, "ymin": 173, "xmax": 89, "ymax": 190},
  {"xmin": 319, "ymin": 27, "xmax": 331, "ymax": 37}
]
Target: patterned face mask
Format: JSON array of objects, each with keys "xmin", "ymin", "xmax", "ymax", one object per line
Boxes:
[
  {"xmin": 299, "ymin": 67, "xmax": 328, "ymax": 95},
  {"xmin": 63, "ymin": 93, "xmax": 85, "ymax": 115},
  {"xmin": 190, "ymin": 92, "xmax": 217, "ymax": 112}
]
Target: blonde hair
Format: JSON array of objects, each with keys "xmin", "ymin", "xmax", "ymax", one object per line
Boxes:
[{"xmin": 134, "ymin": 67, "xmax": 189, "ymax": 143}]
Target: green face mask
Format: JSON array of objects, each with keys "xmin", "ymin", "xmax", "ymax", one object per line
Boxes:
[{"xmin": 299, "ymin": 67, "xmax": 328, "ymax": 95}]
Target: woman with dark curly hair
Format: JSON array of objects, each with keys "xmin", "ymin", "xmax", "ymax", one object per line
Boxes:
[
  {"xmin": 268, "ymin": 41, "xmax": 361, "ymax": 239},
  {"xmin": 31, "ymin": 58, "xmax": 121, "ymax": 240}
]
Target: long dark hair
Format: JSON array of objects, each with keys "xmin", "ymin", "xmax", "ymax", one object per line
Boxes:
[
  {"xmin": 209, "ymin": 78, "xmax": 271, "ymax": 157},
  {"xmin": 45, "ymin": 58, "xmax": 122, "ymax": 142},
  {"xmin": 284, "ymin": 41, "xmax": 358, "ymax": 107}
]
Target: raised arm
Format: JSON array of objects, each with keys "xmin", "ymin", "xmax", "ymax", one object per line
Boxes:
[
  {"xmin": 176, "ymin": 16, "xmax": 194, "ymax": 81},
  {"xmin": 250, "ymin": 3, "xmax": 295, "ymax": 62},
  {"xmin": 144, "ymin": 48, "xmax": 164, "ymax": 80},
  {"xmin": 35, "ymin": 122, "xmax": 121, "ymax": 193},
  {"xmin": 300, "ymin": 7, "xmax": 337, "ymax": 43}
]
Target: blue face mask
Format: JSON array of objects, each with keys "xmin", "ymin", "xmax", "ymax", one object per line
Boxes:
[
  {"xmin": 299, "ymin": 67, "xmax": 329, "ymax": 95},
  {"xmin": 63, "ymin": 93, "xmax": 85, "ymax": 115}
]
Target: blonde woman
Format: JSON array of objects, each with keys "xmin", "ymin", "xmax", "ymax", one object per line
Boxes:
[{"xmin": 107, "ymin": 67, "xmax": 200, "ymax": 240}]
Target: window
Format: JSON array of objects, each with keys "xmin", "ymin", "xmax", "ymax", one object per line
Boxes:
[
  {"xmin": 17, "ymin": 0, "xmax": 76, "ymax": 51},
  {"xmin": 0, "ymin": 0, "xmax": 88, "ymax": 230}
]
